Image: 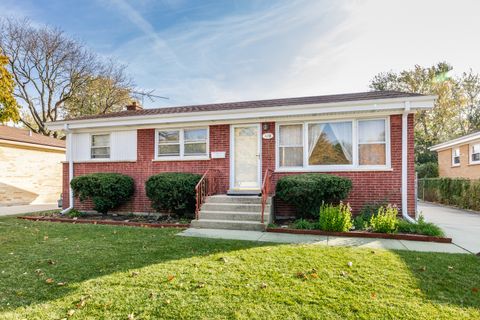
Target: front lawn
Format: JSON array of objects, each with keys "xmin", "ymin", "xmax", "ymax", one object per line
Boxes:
[{"xmin": 0, "ymin": 216, "xmax": 479, "ymax": 319}]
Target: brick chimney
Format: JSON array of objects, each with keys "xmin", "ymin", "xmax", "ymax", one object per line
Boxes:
[{"xmin": 126, "ymin": 101, "xmax": 142, "ymax": 111}]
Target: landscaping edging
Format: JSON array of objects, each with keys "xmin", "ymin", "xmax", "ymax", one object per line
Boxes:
[
  {"xmin": 18, "ymin": 216, "xmax": 190, "ymax": 228},
  {"xmin": 266, "ymin": 228, "xmax": 452, "ymax": 243}
]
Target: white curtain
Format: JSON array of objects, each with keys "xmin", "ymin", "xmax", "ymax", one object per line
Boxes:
[
  {"xmin": 308, "ymin": 123, "xmax": 325, "ymax": 158},
  {"xmin": 329, "ymin": 122, "xmax": 352, "ymax": 163},
  {"xmin": 280, "ymin": 125, "xmax": 302, "ymax": 146}
]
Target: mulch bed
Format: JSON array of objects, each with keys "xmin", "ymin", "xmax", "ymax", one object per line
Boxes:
[
  {"xmin": 18, "ymin": 216, "xmax": 190, "ymax": 228},
  {"xmin": 266, "ymin": 228, "xmax": 452, "ymax": 243}
]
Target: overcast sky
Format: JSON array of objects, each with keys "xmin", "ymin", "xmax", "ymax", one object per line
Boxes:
[{"xmin": 2, "ymin": 0, "xmax": 480, "ymax": 108}]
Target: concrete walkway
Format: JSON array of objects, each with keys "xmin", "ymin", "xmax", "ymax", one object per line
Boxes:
[
  {"xmin": 0, "ymin": 204, "xmax": 58, "ymax": 217},
  {"xmin": 419, "ymin": 201, "xmax": 480, "ymax": 254},
  {"xmin": 179, "ymin": 228, "xmax": 469, "ymax": 254}
]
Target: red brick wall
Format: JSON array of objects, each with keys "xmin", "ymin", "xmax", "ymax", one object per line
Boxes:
[
  {"xmin": 63, "ymin": 114, "xmax": 415, "ymax": 217},
  {"xmin": 63, "ymin": 125, "xmax": 231, "ymax": 213}
]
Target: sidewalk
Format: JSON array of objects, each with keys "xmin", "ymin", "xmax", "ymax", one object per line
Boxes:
[
  {"xmin": 0, "ymin": 204, "xmax": 58, "ymax": 217},
  {"xmin": 179, "ymin": 228, "xmax": 469, "ymax": 254}
]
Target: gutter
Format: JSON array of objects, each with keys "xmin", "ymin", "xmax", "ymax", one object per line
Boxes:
[
  {"xmin": 402, "ymin": 102, "xmax": 416, "ymax": 223},
  {"xmin": 60, "ymin": 123, "xmax": 74, "ymax": 215}
]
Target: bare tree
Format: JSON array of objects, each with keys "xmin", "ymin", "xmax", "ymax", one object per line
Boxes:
[{"xmin": 0, "ymin": 18, "xmax": 134, "ymax": 136}]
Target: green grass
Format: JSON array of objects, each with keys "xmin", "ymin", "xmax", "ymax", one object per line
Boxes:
[{"xmin": 0, "ymin": 216, "xmax": 479, "ymax": 319}]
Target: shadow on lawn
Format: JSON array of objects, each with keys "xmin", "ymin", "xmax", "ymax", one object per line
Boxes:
[
  {"xmin": 393, "ymin": 250, "xmax": 480, "ymax": 308},
  {"xmin": 0, "ymin": 217, "xmax": 272, "ymax": 311}
]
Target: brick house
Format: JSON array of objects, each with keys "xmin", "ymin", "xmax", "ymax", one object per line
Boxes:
[
  {"xmin": 48, "ymin": 91, "xmax": 434, "ymax": 229},
  {"xmin": 431, "ymin": 131, "xmax": 480, "ymax": 179},
  {"xmin": 0, "ymin": 125, "xmax": 65, "ymax": 206}
]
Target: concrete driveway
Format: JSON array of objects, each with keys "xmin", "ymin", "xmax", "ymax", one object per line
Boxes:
[
  {"xmin": 0, "ymin": 204, "xmax": 59, "ymax": 217},
  {"xmin": 419, "ymin": 201, "xmax": 480, "ymax": 254}
]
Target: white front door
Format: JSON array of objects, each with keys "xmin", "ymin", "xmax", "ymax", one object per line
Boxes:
[{"xmin": 230, "ymin": 124, "xmax": 261, "ymax": 191}]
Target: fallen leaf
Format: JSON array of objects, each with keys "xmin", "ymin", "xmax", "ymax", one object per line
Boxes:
[
  {"xmin": 149, "ymin": 292, "xmax": 157, "ymax": 299},
  {"xmin": 472, "ymin": 287, "xmax": 479, "ymax": 293},
  {"xmin": 131, "ymin": 271, "xmax": 140, "ymax": 277},
  {"xmin": 165, "ymin": 299, "xmax": 171, "ymax": 304},
  {"xmin": 76, "ymin": 300, "xmax": 86, "ymax": 308},
  {"xmin": 340, "ymin": 271, "xmax": 348, "ymax": 277},
  {"xmin": 296, "ymin": 272, "xmax": 307, "ymax": 279},
  {"xmin": 45, "ymin": 278, "xmax": 54, "ymax": 284},
  {"xmin": 419, "ymin": 266, "xmax": 427, "ymax": 272},
  {"xmin": 448, "ymin": 266, "xmax": 454, "ymax": 271},
  {"xmin": 43, "ymin": 236, "xmax": 49, "ymax": 241},
  {"xmin": 47, "ymin": 259, "xmax": 56, "ymax": 265},
  {"xmin": 196, "ymin": 282, "xmax": 205, "ymax": 288},
  {"xmin": 167, "ymin": 275, "xmax": 175, "ymax": 282},
  {"xmin": 218, "ymin": 257, "xmax": 227, "ymax": 263},
  {"xmin": 67, "ymin": 309, "xmax": 75, "ymax": 316},
  {"xmin": 347, "ymin": 261, "xmax": 353, "ymax": 267},
  {"xmin": 127, "ymin": 313, "xmax": 135, "ymax": 320},
  {"xmin": 57, "ymin": 282, "xmax": 66, "ymax": 286},
  {"xmin": 310, "ymin": 273, "xmax": 319, "ymax": 279},
  {"xmin": 260, "ymin": 283, "xmax": 268, "ymax": 289},
  {"xmin": 371, "ymin": 292, "xmax": 377, "ymax": 299}
]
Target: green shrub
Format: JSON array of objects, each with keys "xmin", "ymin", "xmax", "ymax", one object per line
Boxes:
[
  {"xmin": 70, "ymin": 173, "xmax": 134, "ymax": 214},
  {"xmin": 318, "ymin": 203, "xmax": 353, "ymax": 232},
  {"xmin": 397, "ymin": 215, "xmax": 445, "ymax": 237},
  {"xmin": 369, "ymin": 205, "xmax": 399, "ymax": 233},
  {"xmin": 145, "ymin": 172, "xmax": 201, "ymax": 217},
  {"xmin": 292, "ymin": 219, "xmax": 315, "ymax": 230},
  {"xmin": 416, "ymin": 162, "xmax": 439, "ymax": 178},
  {"xmin": 66, "ymin": 209, "xmax": 85, "ymax": 218},
  {"xmin": 275, "ymin": 174, "xmax": 352, "ymax": 218},
  {"xmin": 354, "ymin": 200, "xmax": 389, "ymax": 230},
  {"xmin": 417, "ymin": 177, "xmax": 480, "ymax": 210}
]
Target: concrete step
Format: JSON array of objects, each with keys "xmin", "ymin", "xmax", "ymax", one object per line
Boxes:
[
  {"xmin": 199, "ymin": 210, "xmax": 270, "ymax": 222},
  {"xmin": 201, "ymin": 202, "xmax": 269, "ymax": 213},
  {"xmin": 206, "ymin": 195, "xmax": 270, "ymax": 204},
  {"xmin": 190, "ymin": 219, "xmax": 266, "ymax": 231}
]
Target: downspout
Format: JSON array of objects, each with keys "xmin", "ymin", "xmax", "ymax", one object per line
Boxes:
[
  {"xmin": 60, "ymin": 123, "xmax": 74, "ymax": 215},
  {"xmin": 402, "ymin": 102, "xmax": 416, "ymax": 223}
]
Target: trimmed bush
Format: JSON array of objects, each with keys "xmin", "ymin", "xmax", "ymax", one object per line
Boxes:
[
  {"xmin": 318, "ymin": 203, "xmax": 353, "ymax": 232},
  {"xmin": 418, "ymin": 177, "xmax": 480, "ymax": 211},
  {"xmin": 369, "ymin": 205, "xmax": 398, "ymax": 233},
  {"xmin": 416, "ymin": 162, "xmax": 439, "ymax": 179},
  {"xmin": 70, "ymin": 173, "xmax": 134, "ymax": 214},
  {"xmin": 292, "ymin": 219, "xmax": 315, "ymax": 230},
  {"xmin": 145, "ymin": 172, "xmax": 201, "ymax": 217},
  {"xmin": 397, "ymin": 215, "xmax": 445, "ymax": 237},
  {"xmin": 275, "ymin": 174, "xmax": 352, "ymax": 218}
]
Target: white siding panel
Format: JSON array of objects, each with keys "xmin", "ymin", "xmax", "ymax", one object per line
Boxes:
[
  {"xmin": 70, "ymin": 130, "xmax": 137, "ymax": 162},
  {"xmin": 111, "ymin": 130, "xmax": 137, "ymax": 161},
  {"xmin": 71, "ymin": 133, "xmax": 90, "ymax": 161}
]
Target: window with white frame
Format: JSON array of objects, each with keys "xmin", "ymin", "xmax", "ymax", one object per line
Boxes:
[
  {"xmin": 308, "ymin": 121, "xmax": 353, "ymax": 165},
  {"xmin": 278, "ymin": 124, "xmax": 303, "ymax": 167},
  {"xmin": 277, "ymin": 118, "xmax": 389, "ymax": 170},
  {"xmin": 471, "ymin": 144, "xmax": 480, "ymax": 163},
  {"xmin": 358, "ymin": 119, "xmax": 387, "ymax": 166},
  {"xmin": 91, "ymin": 134, "xmax": 110, "ymax": 159},
  {"xmin": 452, "ymin": 147, "xmax": 460, "ymax": 165},
  {"xmin": 156, "ymin": 128, "xmax": 208, "ymax": 159}
]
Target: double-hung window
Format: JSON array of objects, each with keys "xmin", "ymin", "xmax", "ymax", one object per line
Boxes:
[
  {"xmin": 358, "ymin": 119, "xmax": 387, "ymax": 166},
  {"xmin": 156, "ymin": 128, "xmax": 208, "ymax": 159},
  {"xmin": 91, "ymin": 134, "xmax": 110, "ymax": 159},
  {"xmin": 277, "ymin": 118, "xmax": 389, "ymax": 170},
  {"xmin": 471, "ymin": 144, "xmax": 480, "ymax": 163},
  {"xmin": 278, "ymin": 124, "xmax": 303, "ymax": 167},
  {"xmin": 452, "ymin": 148, "xmax": 460, "ymax": 166}
]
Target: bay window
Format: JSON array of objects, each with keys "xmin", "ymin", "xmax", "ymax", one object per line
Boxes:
[
  {"xmin": 277, "ymin": 118, "xmax": 389, "ymax": 170},
  {"xmin": 156, "ymin": 128, "xmax": 208, "ymax": 159}
]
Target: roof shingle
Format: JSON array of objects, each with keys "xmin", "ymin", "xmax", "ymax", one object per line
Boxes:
[
  {"xmin": 66, "ymin": 91, "xmax": 425, "ymax": 122},
  {"xmin": 0, "ymin": 125, "xmax": 65, "ymax": 148}
]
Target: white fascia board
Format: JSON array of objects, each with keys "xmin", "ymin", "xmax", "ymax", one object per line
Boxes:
[
  {"xmin": 430, "ymin": 132, "xmax": 480, "ymax": 151},
  {"xmin": 0, "ymin": 138, "xmax": 65, "ymax": 152},
  {"xmin": 47, "ymin": 95, "xmax": 436, "ymax": 131}
]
